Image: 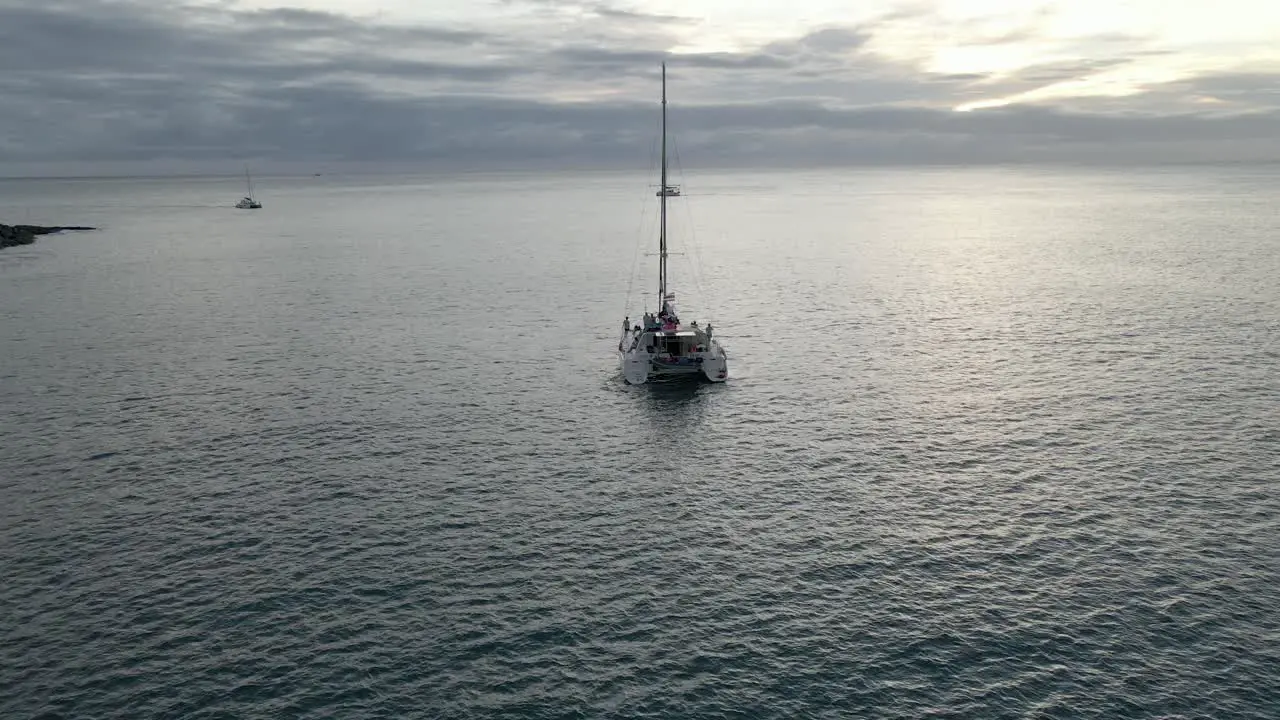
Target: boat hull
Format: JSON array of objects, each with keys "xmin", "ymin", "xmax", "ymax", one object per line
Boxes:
[
  {"xmin": 622, "ymin": 353, "xmax": 650, "ymax": 385},
  {"xmin": 700, "ymin": 355, "xmax": 728, "ymax": 382},
  {"xmin": 618, "ymin": 321, "xmax": 728, "ymax": 385},
  {"xmin": 618, "ymin": 351, "xmax": 728, "ymax": 385}
]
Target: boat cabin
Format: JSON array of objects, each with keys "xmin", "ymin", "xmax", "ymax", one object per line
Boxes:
[{"xmin": 643, "ymin": 330, "xmax": 700, "ymax": 356}]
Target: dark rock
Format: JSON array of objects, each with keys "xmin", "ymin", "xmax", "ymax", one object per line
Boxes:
[{"xmin": 1, "ymin": 223, "xmax": 96, "ymax": 249}]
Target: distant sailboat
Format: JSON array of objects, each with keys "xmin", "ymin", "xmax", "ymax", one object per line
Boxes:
[
  {"xmin": 235, "ymin": 166, "xmax": 262, "ymax": 209},
  {"xmin": 617, "ymin": 64, "xmax": 728, "ymax": 384}
]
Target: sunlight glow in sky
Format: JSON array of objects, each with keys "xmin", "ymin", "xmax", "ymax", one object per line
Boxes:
[{"xmin": 229, "ymin": 0, "xmax": 1280, "ymax": 112}]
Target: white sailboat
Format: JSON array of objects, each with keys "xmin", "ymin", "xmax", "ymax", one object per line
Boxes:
[
  {"xmin": 618, "ymin": 63, "xmax": 728, "ymax": 385},
  {"xmin": 235, "ymin": 166, "xmax": 262, "ymax": 209}
]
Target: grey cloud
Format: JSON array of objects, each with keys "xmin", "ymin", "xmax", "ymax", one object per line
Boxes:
[
  {"xmin": 1172, "ymin": 72, "xmax": 1280, "ymax": 100},
  {"xmin": 766, "ymin": 27, "xmax": 872, "ymax": 56},
  {"xmin": 297, "ymin": 58, "xmax": 521, "ymax": 83},
  {"xmin": 551, "ymin": 46, "xmax": 790, "ymax": 70},
  {"xmin": 1015, "ymin": 70, "xmax": 1280, "ymax": 116},
  {"xmin": 502, "ymin": 0, "xmax": 695, "ymax": 22},
  {"xmin": 244, "ymin": 11, "xmax": 490, "ymax": 48},
  {"xmin": 1, "ymin": 0, "xmax": 1278, "ymax": 174},
  {"xmin": 0, "ymin": 1, "xmax": 493, "ymax": 74},
  {"xmin": 12, "ymin": 81, "xmax": 1276, "ymax": 165},
  {"xmin": 995, "ymin": 58, "xmax": 1136, "ymax": 85},
  {"xmin": 591, "ymin": 5, "xmax": 698, "ymax": 24}
]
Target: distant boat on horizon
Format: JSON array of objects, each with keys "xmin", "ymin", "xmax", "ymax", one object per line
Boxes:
[{"xmin": 235, "ymin": 166, "xmax": 262, "ymax": 209}]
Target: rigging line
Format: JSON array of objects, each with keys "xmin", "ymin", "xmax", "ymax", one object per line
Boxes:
[
  {"xmin": 623, "ymin": 110, "xmax": 663, "ymax": 316},
  {"xmin": 622, "ymin": 203, "xmax": 647, "ymax": 317},
  {"xmin": 669, "ymin": 131, "xmax": 715, "ymax": 322},
  {"xmin": 668, "ymin": 130, "xmax": 700, "ymax": 308}
]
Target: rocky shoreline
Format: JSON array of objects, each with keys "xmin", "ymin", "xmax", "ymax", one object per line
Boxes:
[{"xmin": 1, "ymin": 223, "xmax": 96, "ymax": 249}]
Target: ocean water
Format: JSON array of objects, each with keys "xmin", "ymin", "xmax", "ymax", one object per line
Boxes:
[{"xmin": 1, "ymin": 166, "xmax": 1277, "ymax": 718}]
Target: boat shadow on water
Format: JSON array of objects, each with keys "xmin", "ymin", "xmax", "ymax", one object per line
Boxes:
[
  {"xmin": 642, "ymin": 375, "xmax": 708, "ymax": 398},
  {"xmin": 603, "ymin": 369, "xmax": 727, "ymax": 439},
  {"xmin": 638, "ymin": 378, "xmax": 710, "ymax": 436}
]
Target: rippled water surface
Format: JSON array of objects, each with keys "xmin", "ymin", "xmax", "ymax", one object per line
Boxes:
[{"xmin": 2, "ymin": 167, "xmax": 1278, "ymax": 718}]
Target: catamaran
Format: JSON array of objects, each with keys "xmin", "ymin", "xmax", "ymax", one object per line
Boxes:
[
  {"xmin": 618, "ymin": 64, "xmax": 728, "ymax": 385},
  {"xmin": 235, "ymin": 166, "xmax": 262, "ymax": 209}
]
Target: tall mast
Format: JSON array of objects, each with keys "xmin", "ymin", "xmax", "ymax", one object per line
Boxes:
[
  {"xmin": 244, "ymin": 165, "xmax": 252, "ymax": 197},
  {"xmin": 658, "ymin": 62, "xmax": 668, "ymax": 309}
]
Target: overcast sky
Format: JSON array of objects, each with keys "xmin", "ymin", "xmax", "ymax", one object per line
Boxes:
[{"xmin": 2, "ymin": 0, "xmax": 1279, "ymax": 174}]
